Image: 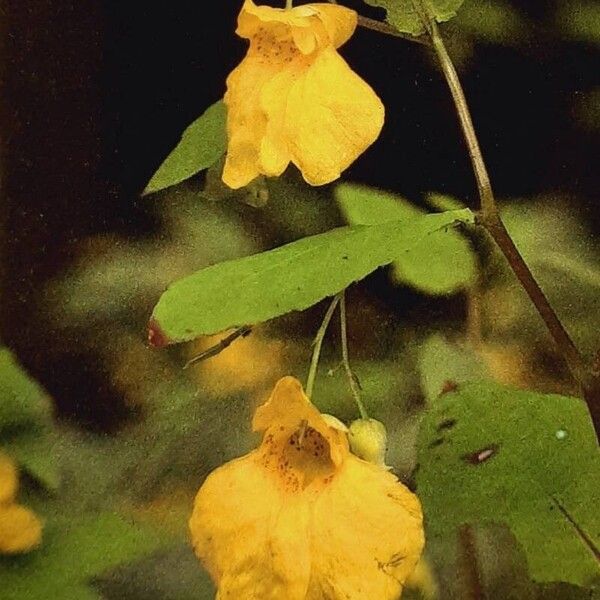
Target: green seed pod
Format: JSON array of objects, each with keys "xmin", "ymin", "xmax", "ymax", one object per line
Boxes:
[{"xmin": 348, "ymin": 418, "xmax": 389, "ymax": 468}]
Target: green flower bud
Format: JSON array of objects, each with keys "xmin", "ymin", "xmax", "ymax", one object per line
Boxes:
[{"xmin": 348, "ymin": 418, "xmax": 389, "ymax": 467}]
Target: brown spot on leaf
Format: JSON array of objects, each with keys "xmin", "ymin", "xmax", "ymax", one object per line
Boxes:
[
  {"xmin": 441, "ymin": 380, "xmax": 458, "ymax": 395},
  {"xmin": 437, "ymin": 418, "xmax": 457, "ymax": 432},
  {"xmin": 428, "ymin": 438, "xmax": 445, "ymax": 449},
  {"xmin": 461, "ymin": 444, "xmax": 499, "ymax": 465}
]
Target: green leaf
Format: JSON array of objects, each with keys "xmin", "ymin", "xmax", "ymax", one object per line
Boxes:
[
  {"xmin": 149, "ymin": 208, "xmax": 474, "ymax": 345},
  {"xmin": 416, "ymin": 381, "xmax": 600, "ymax": 586},
  {"xmin": 498, "ymin": 199, "xmax": 600, "ymax": 357},
  {"xmin": 0, "ymin": 349, "xmax": 58, "ymax": 489},
  {"xmin": 0, "ymin": 349, "xmax": 52, "ymax": 430},
  {"xmin": 363, "ymin": 0, "xmax": 465, "ymax": 36},
  {"xmin": 7, "ymin": 428, "xmax": 59, "ymax": 490},
  {"xmin": 336, "ymin": 183, "xmax": 476, "ymax": 295},
  {"xmin": 0, "ymin": 512, "xmax": 168, "ymax": 600},
  {"xmin": 417, "ymin": 334, "xmax": 488, "ymax": 402},
  {"xmin": 143, "ymin": 101, "xmax": 227, "ymax": 195}
]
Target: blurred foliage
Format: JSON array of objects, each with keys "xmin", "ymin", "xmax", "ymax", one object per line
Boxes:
[
  {"xmin": 417, "ymin": 334, "xmax": 488, "ymax": 402},
  {"xmin": 0, "ymin": 350, "xmax": 58, "ymax": 490},
  {"xmin": 336, "ymin": 184, "xmax": 477, "ymax": 295},
  {"xmin": 2, "ymin": 0, "xmax": 600, "ymax": 597},
  {"xmin": 487, "ymin": 198, "xmax": 600, "ymax": 361},
  {"xmin": 555, "ymin": 0, "xmax": 600, "ymax": 44}
]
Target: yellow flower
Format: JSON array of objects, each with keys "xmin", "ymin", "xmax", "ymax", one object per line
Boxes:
[
  {"xmin": 0, "ymin": 452, "xmax": 42, "ymax": 554},
  {"xmin": 222, "ymin": 0, "xmax": 385, "ymax": 189},
  {"xmin": 189, "ymin": 376, "xmax": 424, "ymax": 599}
]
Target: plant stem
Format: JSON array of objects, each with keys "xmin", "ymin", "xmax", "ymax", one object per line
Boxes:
[
  {"xmin": 357, "ymin": 15, "xmax": 430, "ymax": 45},
  {"xmin": 412, "ymin": 0, "xmax": 600, "ymax": 438},
  {"xmin": 326, "ymin": 0, "xmax": 428, "ymax": 45},
  {"xmin": 340, "ymin": 293, "xmax": 369, "ymax": 419},
  {"xmin": 306, "ymin": 295, "xmax": 340, "ymax": 398},
  {"xmin": 286, "ymin": 0, "xmax": 293, "ymax": 9}
]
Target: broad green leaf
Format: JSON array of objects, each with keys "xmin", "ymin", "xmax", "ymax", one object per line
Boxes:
[
  {"xmin": 149, "ymin": 208, "xmax": 474, "ymax": 345},
  {"xmin": 143, "ymin": 101, "xmax": 227, "ymax": 195},
  {"xmin": 336, "ymin": 184, "xmax": 476, "ymax": 295},
  {"xmin": 0, "ymin": 512, "xmax": 168, "ymax": 600},
  {"xmin": 0, "ymin": 349, "xmax": 58, "ymax": 489},
  {"xmin": 417, "ymin": 334, "xmax": 488, "ymax": 402},
  {"xmin": 364, "ymin": 0, "xmax": 465, "ymax": 36},
  {"xmin": 417, "ymin": 381, "xmax": 600, "ymax": 586}
]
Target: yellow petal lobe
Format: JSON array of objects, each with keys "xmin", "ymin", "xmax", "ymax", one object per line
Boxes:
[
  {"xmin": 0, "ymin": 504, "xmax": 42, "ymax": 554},
  {"xmin": 190, "ymin": 376, "xmax": 424, "ymax": 599}
]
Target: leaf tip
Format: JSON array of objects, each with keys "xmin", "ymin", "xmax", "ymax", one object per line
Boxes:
[{"xmin": 147, "ymin": 318, "xmax": 170, "ymax": 348}]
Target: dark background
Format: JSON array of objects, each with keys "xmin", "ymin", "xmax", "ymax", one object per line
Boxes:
[{"xmin": 1, "ymin": 0, "xmax": 598, "ymax": 427}]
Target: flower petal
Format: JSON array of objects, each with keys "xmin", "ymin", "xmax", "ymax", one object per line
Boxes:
[
  {"xmin": 280, "ymin": 48, "xmax": 384, "ymax": 185},
  {"xmin": 310, "ymin": 3, "xmax": 358, "ymax": 48},
  {"xmin": 309, "ymin": 456, "xmax": 425, "ymax": 598},
  {"xmin": 189, "ymin": 455, "xmax": 312, "ymax": 599},
  {"xmin": 252, "ymin": 376, "xmax": 347, "ymax": 468},
  {"xmin": 0, "ymin": 504, "xmax": 42, "ymax": 554},
  {"xmin": 222, "ymin": 55, "xmax": 280, "ymax": 189}
]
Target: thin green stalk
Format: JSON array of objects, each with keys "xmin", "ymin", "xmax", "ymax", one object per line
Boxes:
[
  {"xmin": 340, "ymin": 293, "xmax": 369, "ymax": 419},
  {"xmin": 306, "ymin": 295, "xmax": 340, "ymax": 398}
]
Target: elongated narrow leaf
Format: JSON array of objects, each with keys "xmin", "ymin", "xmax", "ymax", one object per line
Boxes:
[
  {"xmin": 148, "ymin": 209, "xmax": 474, "ymax": 346},
  {"xmin": 336, "ymin": 184, "xmax": 476, "ymax": 295},
  {"xmin": 365, "ymin": 0, "xmax": 465, "ymax": 36},
  {"xmin": 143, "ymin": 101, "xmax": 227, "ymax": 195},
  {"xmin": 417, "ymin": 381, "xmax": 600, "ymax": 586}
]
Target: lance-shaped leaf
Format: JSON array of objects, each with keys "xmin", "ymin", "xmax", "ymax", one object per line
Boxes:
[
  {"xmin": 143, "ymin": 101, "xmax": 227, "ymax": 195},
  {"xmin": 336, "ymin": 184, "xmax": 476, "ymax": 295},
  {"xmin": 364, "ymin": 0, "xmax": 465, "ymax": 36},
  {"xmin": 416, "ymin": 381, "xmax": 600, "ymax": 586},
  {"xmin": 148, "ymin": 209, "xmax": 474, "ymax": 346}
]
